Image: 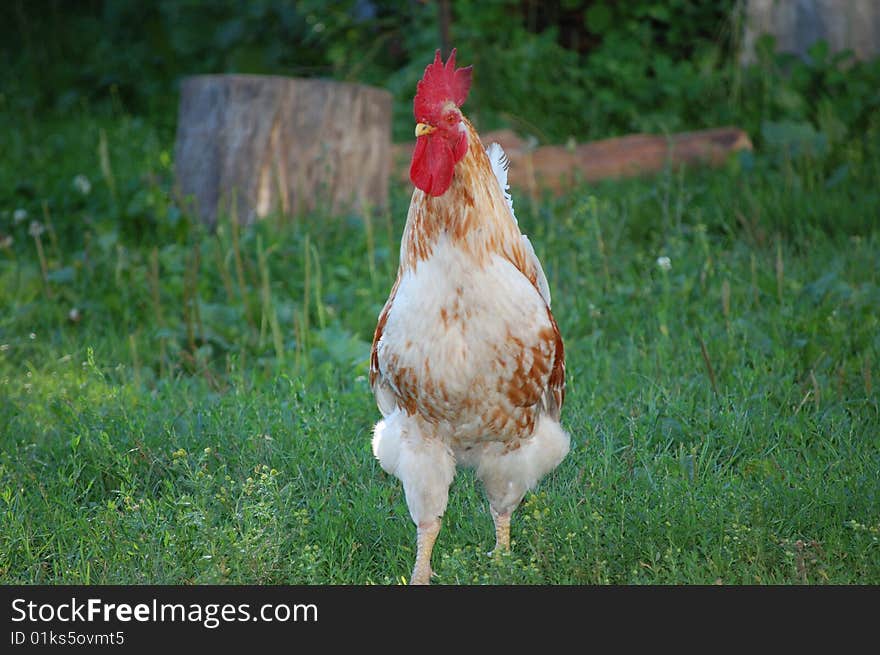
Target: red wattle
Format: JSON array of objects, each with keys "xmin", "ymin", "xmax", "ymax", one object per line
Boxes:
[
  {"xmin": 410, "ymin": 130, "xmax": 469, "ymax": 197},
  {"xmin": 410, "ymin": 134, "xmax": 455, "ymax": 197}
]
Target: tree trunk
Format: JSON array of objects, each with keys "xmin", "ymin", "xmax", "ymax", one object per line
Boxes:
[{"xmin": 174, "ymin": 74, "xmax": 392, "ymax": 227}]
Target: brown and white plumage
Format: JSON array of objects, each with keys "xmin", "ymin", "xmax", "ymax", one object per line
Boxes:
[{"xmin": 370, "ymin": 50, "xmax": 569, "ymax": 584}]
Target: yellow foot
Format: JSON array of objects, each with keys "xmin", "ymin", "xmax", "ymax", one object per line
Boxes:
[
  {"xmin": 411, "ymin": 520, "xmax": 441, "ymax": 585},
  {"xmin": 491, "ymin": 508, "xmax": 511, "ymax": 555}
]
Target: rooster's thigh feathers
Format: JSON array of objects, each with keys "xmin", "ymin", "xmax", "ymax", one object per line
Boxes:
[
  {"xmin": 373, "ymin": 410, "xmax": 455, "ymax": 525},
  {"xmin": 458, "ymin": 415, "xmax": 569, "ymax": 515}
]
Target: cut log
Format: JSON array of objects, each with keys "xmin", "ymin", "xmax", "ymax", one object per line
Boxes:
[
  {"xmin": 392, "ymin": 127, "xmax": 752, "ymax": 194},
  {"xmin": 539, "ymin": 127, "xmax": 753, "ymax": 192},
  {"xmin": 175, "ymin": 74, "xmax": 392, "ymax": 226}
]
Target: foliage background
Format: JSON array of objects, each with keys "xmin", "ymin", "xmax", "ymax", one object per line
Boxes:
[{"xmin": 4, "ymin": 0, "xmax": 879, "ymax": 144}]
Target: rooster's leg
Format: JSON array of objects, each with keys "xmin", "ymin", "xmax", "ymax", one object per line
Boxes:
[
  {"xmin": 374, "ymin": 416, "xmax": 454, "ymax": 585},
  {"xmin": 490, "ymin": 507, "xmax": 512, "ymax": 554},
  {"xmin": 412, "ymin": 519, "xmax": 442, "ymax": 585}
]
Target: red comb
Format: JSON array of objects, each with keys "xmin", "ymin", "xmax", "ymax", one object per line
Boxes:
[{"xmin": 413, "ymin": 48, "xmax": 472, "ymax": 120}]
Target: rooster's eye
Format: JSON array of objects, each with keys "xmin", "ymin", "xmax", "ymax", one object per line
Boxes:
[{"xmin": 446, "ymin": 113, "xmax": 458, "ymax": 125}]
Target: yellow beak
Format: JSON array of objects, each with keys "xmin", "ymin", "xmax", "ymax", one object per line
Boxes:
[{"xmin": 415, "ymin": 122, "xmax": 436, "ymax": 137}]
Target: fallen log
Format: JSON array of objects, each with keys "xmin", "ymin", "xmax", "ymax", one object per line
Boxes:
[{"xmin": 392, "ymin": 126, "xmax": 752, "ymax": 194}]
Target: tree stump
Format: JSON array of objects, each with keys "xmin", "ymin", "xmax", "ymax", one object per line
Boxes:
[{"xmin": 174, "ymin": 75, "xmax": 392, "ymax": 226}]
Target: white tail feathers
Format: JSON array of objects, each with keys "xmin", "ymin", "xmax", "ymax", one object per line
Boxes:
[
  {"xmin": 486, "ymin": 142, "xmax": 551, "ymax": 308},
  {"xmin": 486, "ymin": 142, "xmax": 515, "ymax": 224}
]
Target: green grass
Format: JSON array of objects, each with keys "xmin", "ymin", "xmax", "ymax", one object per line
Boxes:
[{"xmin": 0, "ymin": 108, "xmax": 878, "ymax": 585}]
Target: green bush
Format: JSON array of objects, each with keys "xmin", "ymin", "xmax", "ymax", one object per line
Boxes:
[{"xmin": 2, "ymin": 1, "xmax": 878, "ymax": 155}]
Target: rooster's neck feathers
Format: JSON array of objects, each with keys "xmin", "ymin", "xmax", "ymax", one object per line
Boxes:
[{"xmin": 400, "ymin": 119, "xmax": 529, "ymax": 276}]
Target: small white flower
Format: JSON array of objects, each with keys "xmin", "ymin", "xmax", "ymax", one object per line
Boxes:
[
  {"xmin": 656, "ymin": 256, "xmax": 672, "ymax": 271},
  {"xmin": 29, "ymin": 332, "xmax": 36, "ymax": 340},
  {"xmin": 28, "ymin": 221, "xmax": 44, "ymax": 238},
  {"xmin": 73, "ymin": 174, "xmax": 92, "ymax": 195},
  {"xmin": 14, "ymin": 208, "xmax": 28, "ymax": 223},
  {"xmin": 68, "ymin": 308, "xmax": 82, "ymax": 323}
]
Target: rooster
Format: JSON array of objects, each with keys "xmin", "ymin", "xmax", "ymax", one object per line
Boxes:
[{"xmin": 370, "ymin": 49, "xmax": 569, "ymax": 585}]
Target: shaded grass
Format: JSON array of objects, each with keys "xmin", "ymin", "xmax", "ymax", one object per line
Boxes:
[{"xmin": 0, "ymin": 109, "xmax": 878, "ymax": 584}]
